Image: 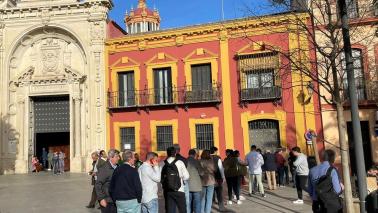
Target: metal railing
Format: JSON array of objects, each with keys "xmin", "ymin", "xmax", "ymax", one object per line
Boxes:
[
  {"xmin": 108, "ymin": 83, "xmax": 222, "ymax": 109},
  {"xmin": 240, "ymin": 86, "xmax": 281, "ymax": 101},
  {"xmin": 342, "ymin": 80, "xmax": 378, "ymax": 102}
]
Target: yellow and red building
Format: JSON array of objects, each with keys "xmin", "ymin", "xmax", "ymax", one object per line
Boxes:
[{"xmin": 105, "ymin": 2, "xmax": 323, "ymax": 158}]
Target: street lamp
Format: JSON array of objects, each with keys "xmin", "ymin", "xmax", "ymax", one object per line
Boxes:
[{"xmin": 307, "ymin": 81, "xmax": 314, "ymax": 97}]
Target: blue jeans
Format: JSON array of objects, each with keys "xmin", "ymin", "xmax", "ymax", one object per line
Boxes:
[
  {"xmin": 201, "ymin": 185, "xmax": 214, "ymax": 213},
  {"xmin": 184, "ymin": 180, "xmax": 190, "ymax": 213},
  {"xmin": 141, "ymin": 198, "xmax": 158, "ymax": 213},
  {"xmin": 116, "ymin": 199, "xmax": 141, "ymax": 213},
  {"xmin": 189, "ymin": 191, "xmax": 201, "ymax": 213}
]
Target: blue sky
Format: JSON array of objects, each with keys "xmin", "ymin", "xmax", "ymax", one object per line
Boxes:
[{"xmin": 109, "ymin": 0, "xmax": 283, "ymax": 30}]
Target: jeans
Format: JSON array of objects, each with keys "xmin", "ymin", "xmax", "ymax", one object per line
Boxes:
[
  {"xmin": 116, "ymin": 199, "xmax": 141, "ymax": 213},
  {"xmin": 226, "ymin": 176, "xmax": 240, "ymax": 200},
  {"xmin": 184, "ymin": 180, "xmax": 190, "ymax": 213},
  {"xmin": 141, "ymin": 198, "xmax": 158, "ymax": 213},
  {"xmin": 277, "ymin": 167, "xmax": 285, "ymax": 186},
  {"xmin": 214, "ymin": 181, "xmax": 225, "ymax": 210},
  {"xmin": 295, "ymin": 175, "xmax": 308, "ymax": 200},
  {"xmin": 283, "ymin": 166, "xmax": 290, "ymax": 184},
  {"xmin": 201, "ymin": 185, "xmax": 215, "ymax": 213},
  {"xmin": 249, "ymin": 174, "xmax": 264, "ymax": 194},
  {"xmin": 189, "ymin": 192, "xmax": 201, "ymax": 213},
  {"xmin": 164, "ymin": 190, "xmax": 187, "ymax": 213}
]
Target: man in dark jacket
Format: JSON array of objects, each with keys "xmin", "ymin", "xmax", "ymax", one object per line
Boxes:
[
  {"xmin": 86, "ymin": 151, "xmax": 99, "ymax": 208},
  {"xmin": 109, "ymin": 150, "xmax": 143, "ymax": 213},
  {"xmin": 210, "ymin": 146, "xmax": 226, "ymax": 211},
  {"xmin": 264, "ymin": 150, "xmax": 277, "ymax": 190},
  {"xmin": 95, "ymin": 149, "xmax": 120, "ymax": 213}
]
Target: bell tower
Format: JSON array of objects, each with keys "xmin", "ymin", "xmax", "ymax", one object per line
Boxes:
[{"xmin": 125, "ymin": 0, "xmax": 160, "ymax": 34}]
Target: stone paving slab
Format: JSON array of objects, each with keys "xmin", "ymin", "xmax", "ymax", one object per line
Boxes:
[{"xmin": 0, "ymin": 172, "xmax": 312, "ymax": 213}]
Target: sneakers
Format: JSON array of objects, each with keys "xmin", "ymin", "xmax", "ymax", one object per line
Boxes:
[
  {"xmin": 261, "ymin": 194, "xmax": 266, "ymax": 198},
  {"xmin": 237, "ymin": 200, "xmax": 242, "ymax": 205},
  {"xmin": 233, "ymin": 195, "xmax": 246, "ymax": 201},
  {"xmin": 293, "ymin": 199, "xmax": 304, "ymax": 204},
  {"xmin": 227, "ymin": 200, "xmax": 233, "ymax": 205}
]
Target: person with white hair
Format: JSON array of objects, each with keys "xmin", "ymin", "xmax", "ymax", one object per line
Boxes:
[
  {"xmin": 109, "ymin": 151, "xmax": 143, "ymax": 213},
  {"xmin": 95, "ymin": 149, "xmax": 120, "ymax": 213}
]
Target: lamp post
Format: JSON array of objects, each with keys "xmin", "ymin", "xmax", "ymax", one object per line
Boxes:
[{"xmin": 338, "ymin": 0, "xmax": 368, "ymax": 212}]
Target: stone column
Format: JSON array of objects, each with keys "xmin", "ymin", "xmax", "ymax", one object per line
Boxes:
[
  {"xmin": 73, "ymin": 96, "xmax": 81, "ymax": 158},
  {"xmin": 15, "ymin": 96, "xmax": 27, "ymax": 174}
]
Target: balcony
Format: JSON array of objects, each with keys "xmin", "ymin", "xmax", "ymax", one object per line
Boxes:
[
  {"xmin": 108, "ymin": 83, "xmax": 222, "ymax": 109},
  {"xmin": 240, "ymin": 86, "xmax": 281, "ymax": 101},
  {"xmin": 342, "ymin": 80, "xmax": 378, "ymax": 103}
]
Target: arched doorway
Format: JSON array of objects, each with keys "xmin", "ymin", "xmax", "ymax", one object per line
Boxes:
[{"xmin": 248, "ymin": 119, "xmax": 280, "ymax": 151}]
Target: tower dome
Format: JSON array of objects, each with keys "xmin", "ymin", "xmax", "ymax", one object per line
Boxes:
[{"xmin": 125, "ymin": 0, "xmax": 160, "ymax": 34}]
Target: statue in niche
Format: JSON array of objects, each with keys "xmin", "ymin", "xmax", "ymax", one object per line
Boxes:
[{"xmin": 40, "ymin": 38, "xmax": 61, "ymax": 74}]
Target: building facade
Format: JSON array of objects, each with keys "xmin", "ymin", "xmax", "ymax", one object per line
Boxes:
[
  {"xmin": 0, "ymin": 0, "xmax": 118, "ymax": 174},
  {"xmin": 310, "ymin": 0, "xmax": 378, "ymax": 173},
  {"xmin": 106, "ymin": 3, "xmax": 323, "ymax": 158}
]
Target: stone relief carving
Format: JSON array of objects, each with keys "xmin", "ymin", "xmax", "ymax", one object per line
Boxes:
[
  {"xmin": 41, "ymin": 8, "xmax": 51, "ymax": 25},
  {"xmin": 90, "ymin": 21, "xmax": 104, "ymax": 40},
  {"xmin": 40, "ymin": 38, "xmax": 61, "ymax": 74}
]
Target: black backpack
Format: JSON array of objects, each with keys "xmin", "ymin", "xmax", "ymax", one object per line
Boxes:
[
  {"xmin": 161, "ymin": 159, "xmax": 181, "ymax": 192},
  {"xmin": 315, "ymin": 167, "xmax": 342, "ymax": 211}
]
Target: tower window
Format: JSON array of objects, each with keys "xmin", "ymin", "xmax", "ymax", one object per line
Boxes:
[{"xmin": 148, "ymin": 22, "xmax": 152, "ymax": 31}]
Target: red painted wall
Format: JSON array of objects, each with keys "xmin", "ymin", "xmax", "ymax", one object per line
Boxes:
[{"xmin": 107, "ymin": 31, "xmax": 323, "ymax": 159}]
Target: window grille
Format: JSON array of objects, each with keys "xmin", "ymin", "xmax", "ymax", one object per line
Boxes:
[
  {"xmin": 238, "ymin": 51, "xmax": 281, "ymax": 100},
  {"xmin": 248, "ymin": 120, "xmax": 280, "ymax": 150},
  {"xmin": 120, "ymin": 127, "xmax": 135, "ymax": 151},
  {"xmin": 341, "ymin": 49, "xmax": 366, "ymax": 100},
  {"xmin": 195, "ymin": 124, "xmax": 214, "ymax": 150},
  {"xmin": 156, "ymin": 126, "xmax": 173, "ymax": 151}
]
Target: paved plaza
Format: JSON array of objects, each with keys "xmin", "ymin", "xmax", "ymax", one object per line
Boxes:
[{"xmin": 0, "ymin": 172, "xmax": 312, "ymax": 213}]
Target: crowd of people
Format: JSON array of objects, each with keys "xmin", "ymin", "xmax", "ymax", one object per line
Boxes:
[
  {"xmin": 86, "ymin": 144, "xmax": 344, "ymax": 213},
  {"xmin": 31, "ymin": 148, "xmax": 66, "ymax": 175}
]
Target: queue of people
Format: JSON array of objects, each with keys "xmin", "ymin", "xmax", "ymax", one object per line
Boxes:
[
  {"xmin": 31, "ymin": 148, "xmax": 66, "ymax": 174},
  {"xmin": 87, "ymin": 145, "xmax": 344, "ymax": 213}
]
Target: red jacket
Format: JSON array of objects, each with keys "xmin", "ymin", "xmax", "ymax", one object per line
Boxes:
[{"xmin": 275, "ymin": 153, "xmax": 286, "ymax": 167}]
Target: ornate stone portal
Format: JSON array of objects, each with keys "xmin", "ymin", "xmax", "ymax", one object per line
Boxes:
[{"xmin": 0, "ymin": 0, "xmax": 112, "ymax": 174}]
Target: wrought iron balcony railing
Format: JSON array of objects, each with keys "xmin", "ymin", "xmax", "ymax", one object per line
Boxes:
[
  {"xmin": 108, "ymin": 83, "xmax": 222, "ymax": 109},
  {"xmin": 240, "ymin": 86, "xmax": 281, "ymax": 101},
  {"xmin": 342, "ymin": 80, "xmax": 378, "ymax": 102}
]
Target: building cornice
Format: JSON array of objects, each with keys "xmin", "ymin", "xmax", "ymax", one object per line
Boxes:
[
  {"xmin": 0, "ymin": 0, "xmax": 112, "ymax": 20},
  {"xmin": 106, "ymin": 13, "xmax": 308, "ymax": 52}
]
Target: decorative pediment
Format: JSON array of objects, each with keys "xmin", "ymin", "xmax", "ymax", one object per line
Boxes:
[
  {"xmin": 11, "ymin": 65, "xmax": 86, "ymax": 87},
  {"xmin": 183, "ymin": 48, "xmax": 218, "ymax": 62},
  {"xmin": 110, "ymin": 56, "xmax": 140, "ymax": 69},
  {"xmin": 236, "ymin": 41, "xmax": 280, "ymax": 56},
  {"xmin": 146, "ymin": 52, "xmax": 177, "ymax": 65}
]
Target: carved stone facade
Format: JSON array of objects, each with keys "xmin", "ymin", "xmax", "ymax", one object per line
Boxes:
[{"xmin": 0, "ymin": 0, "xmax": 112, "ymax": 174}]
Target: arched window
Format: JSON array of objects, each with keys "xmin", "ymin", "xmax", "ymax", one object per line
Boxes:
[
  {"xmin": 248, "ymin": 119, "xmax": 280, "ymax": 150},
  {"xmin": 341, "ymin": 48, "xmax": 366, "ymax": 100}
]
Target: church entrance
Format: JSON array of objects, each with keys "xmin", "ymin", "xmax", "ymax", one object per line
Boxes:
[{"xmin": 32, "ymin": 96, "xmax": 70, "ymax": 171}]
